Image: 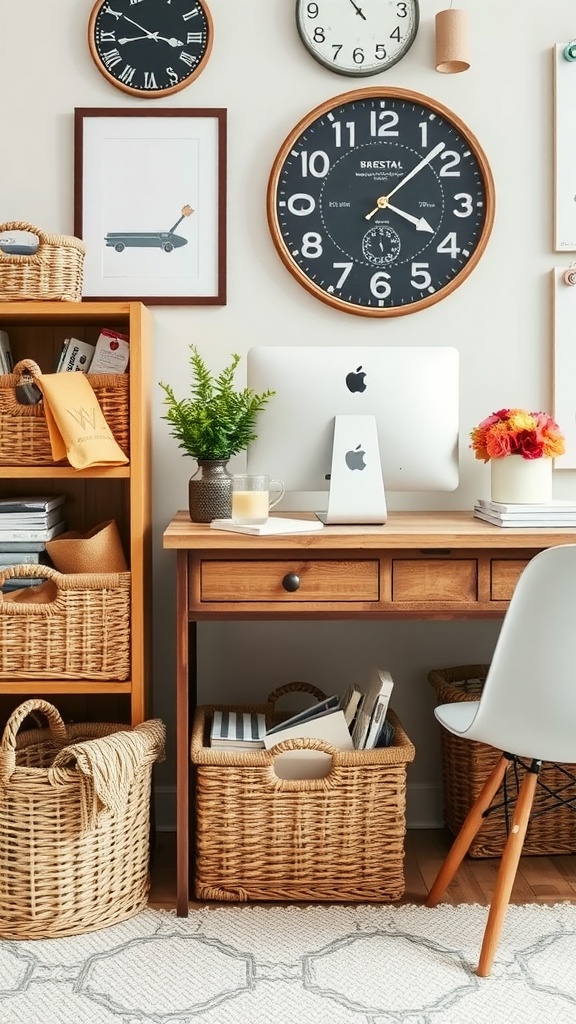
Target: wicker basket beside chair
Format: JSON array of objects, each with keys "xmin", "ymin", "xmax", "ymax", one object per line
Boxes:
[
  {"xmin": 428, "ymin": 664, "xmax": 576, "ymax": 857},
  {"xmin": 0, "ymin": 699, "xmax": 165, "ymax": 939}
]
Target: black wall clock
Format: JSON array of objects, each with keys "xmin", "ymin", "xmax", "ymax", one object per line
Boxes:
[
  {"xmin": 267, "ymin": 87, "xmax": 495, "ymax": 318},
  {"xmin": 88, "ymin": 0, "xmax": 213, "ymax": 97},
  {"xmin": 296, "ymin": 0, "xmax": 419, "ymax": 77}
]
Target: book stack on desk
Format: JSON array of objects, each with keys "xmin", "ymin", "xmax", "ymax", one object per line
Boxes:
[{"xmin": 474, "ymin": 498, "xmax": 576, "ymax": 528}]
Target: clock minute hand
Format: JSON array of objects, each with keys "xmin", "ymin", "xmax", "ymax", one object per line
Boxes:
[
  {"xmin": 385, "ymin": 142, "xmax": 446, "ymax": 200},
  {"xmin": 121, "ymin": 15, "xmax": 157, "ymax": 37}
]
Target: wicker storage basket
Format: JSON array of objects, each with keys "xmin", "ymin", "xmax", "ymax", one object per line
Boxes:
[
  {"xmin": 0, "ymin": 563, "xmax": 131, "ymax": 680},
  {"xmin": 191, "ymin": 684, "xmax": 415, "ymax": 902},
  {"xmin": 0, "ymin": 221, "xmax": 85, "ymax": 301},
  {"xmin": 0, "ymin": 699, "xmax": 165, "ymax": 939},
  {"xmin": 0, "ymin": 358, "xmax": 130, "ymax": 465},
  {"xmin": 428, "ymin": 664, "xmax": 576, "ymax": 857}
]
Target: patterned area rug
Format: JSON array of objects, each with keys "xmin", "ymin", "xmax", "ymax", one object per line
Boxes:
[{"xmin": 2, "ymin": 903, "xmax": 576, "ymax": 1023}]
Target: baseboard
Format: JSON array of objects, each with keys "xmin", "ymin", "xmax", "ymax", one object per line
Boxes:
[{"xmin": 153, "ymin": 782, "xmax": 444, "ymax": 832}]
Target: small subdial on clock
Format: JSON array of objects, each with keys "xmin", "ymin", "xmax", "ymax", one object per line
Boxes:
[{"xmin": 362, "ymin": 225, "xmax": 401, "ymax": 267}]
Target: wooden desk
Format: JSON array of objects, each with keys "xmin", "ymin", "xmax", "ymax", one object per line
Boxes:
[{"xmin": 163, "ymin": 509, "xmax": 576, "ymax": 914}]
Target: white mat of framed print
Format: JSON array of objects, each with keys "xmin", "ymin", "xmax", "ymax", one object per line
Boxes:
[{"xmin": 74, "ymin": 108, "xmax": 226, "ymax": 304}]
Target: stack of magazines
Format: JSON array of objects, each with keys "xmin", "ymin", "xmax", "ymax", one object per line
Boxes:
[{"xmin": 474, "ymin": 498, "xmax": 576, "ymax": 528}]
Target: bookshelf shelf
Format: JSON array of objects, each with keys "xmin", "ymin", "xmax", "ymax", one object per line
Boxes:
[{"xmin": 0, "ymin": 301, "xmax": 152, "ymax": 728}]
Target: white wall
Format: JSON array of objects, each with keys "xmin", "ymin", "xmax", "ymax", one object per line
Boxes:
[{"xmin": 4, "ymin": 0, "xmax": 576, "ymax": 827}]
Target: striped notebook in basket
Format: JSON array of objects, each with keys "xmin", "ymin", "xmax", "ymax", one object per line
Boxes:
[{"xmin": 210, "ymin": 711, "xmax": 267, "ymax": 749}]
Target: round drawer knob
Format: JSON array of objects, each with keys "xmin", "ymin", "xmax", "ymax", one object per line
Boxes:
[{"xmin": 282, "ymin": 572, "xmax": 300, "ymax": 592}]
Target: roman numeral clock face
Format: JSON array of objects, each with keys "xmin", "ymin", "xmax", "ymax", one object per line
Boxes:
[
  {"xmin": 267, "ymin": 88, "xmax": 495, "ymax": 317},
  {"xmin": 88, "ymin": 0, "xmax": 213, "ymax": 97}
]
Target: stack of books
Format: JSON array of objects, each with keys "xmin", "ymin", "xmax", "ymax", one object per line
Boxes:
[
  {"xmin": 0, "ymin": 496, "xmax": 67, "ymax": 589},
  {"xmin": 474, "ymin": 498, "xmax": 576, "ymax": 528},
  {"xmin": 209, "ymin": 668, "xmax": 395, "ymax": 753}
]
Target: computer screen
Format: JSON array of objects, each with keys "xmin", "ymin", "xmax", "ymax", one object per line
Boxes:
[{"xmin": 246, "ymin": 346, "xmax": 459, "ymax": 524}]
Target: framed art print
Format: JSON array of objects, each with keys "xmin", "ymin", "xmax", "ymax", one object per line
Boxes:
[
  {"xmin": 553, "ymin": 45, "xmax": 576, "ymax": 251},
  {"xmin": 553, "ymin": 267, "xmax": 576, "ymax": 466},
  {"xmin": 74, "ymin": 108, "xmax": 226, "ymax": 304}
]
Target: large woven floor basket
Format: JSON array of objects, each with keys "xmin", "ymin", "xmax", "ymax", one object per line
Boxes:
[
  {"xmin": 0, "ymin": 221, "xmax": 85, "ymax": 301},
  {"xmin": 0, "ymin": 700, "xmax": 165, "ymax": 939},
  {"xmin": 428, "ymin": 664, "xmax": 576, "ymax": 857},
  {"xmin": 0, "ymin": 359, "xmax": 130, "ymax": 465},
  {"xmin": 0, "ymin": 564, "xmax": 131, "ymax": 680},
  {"xmin": 191, "ymin": 692, "xmax": 415, "ymax": 903}
]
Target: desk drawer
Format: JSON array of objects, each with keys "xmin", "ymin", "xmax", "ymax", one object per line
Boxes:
[
  {"xmin": 490, "ymin": 558, "xmax": 530, "ymax": 601},
  {"xmin": 392, "ymin": 558, "xmax": 477, "ymax": 603},
  {"xmin": 199, "ymin": 559, "xmax": 380, "ymax": 603}
]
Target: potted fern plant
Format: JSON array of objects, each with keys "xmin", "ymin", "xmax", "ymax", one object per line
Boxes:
[{"xmin": 160, "ymin": 346, "xmax": 275, "ymax": 522}]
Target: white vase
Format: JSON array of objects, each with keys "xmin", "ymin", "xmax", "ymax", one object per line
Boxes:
[{"xmin": 490, "ymin": 455, "xmax": 552, "ymax": 504}]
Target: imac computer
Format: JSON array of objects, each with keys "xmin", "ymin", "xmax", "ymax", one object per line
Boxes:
[{"xmin": 246, "ymin": 346, "xmax": 459, "ymax": 525}]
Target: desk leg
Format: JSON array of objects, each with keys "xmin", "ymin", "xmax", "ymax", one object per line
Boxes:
[{"xmin": 176, "ymin": 549, "xmax": 193, "ymax": 916}]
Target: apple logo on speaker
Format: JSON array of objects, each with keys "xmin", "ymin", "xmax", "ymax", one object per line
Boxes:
[
  {"xmin": 345, "ymin": 445, "xmax": 366, "ymax": 471},
  {"xmin": 346, "ymin": 365, "xmax": 367, "ymax": 393}
]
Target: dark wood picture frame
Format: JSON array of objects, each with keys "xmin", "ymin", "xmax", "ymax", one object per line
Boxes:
[{"xmin": 74, "ymin": 107, "xmax": 227, "ymax": 305}]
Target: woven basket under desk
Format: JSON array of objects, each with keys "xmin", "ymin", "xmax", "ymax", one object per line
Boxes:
[
  {"xmin": 428, "ymin": 664, "xmax": 576, "ymax": 857},
  {"xmin": 191, "ymin": 692, "xmax": 415, "ymax": 903},
  {"xmin": 0, "ymin": 564, "xmax": 131, "ymax": 680}
]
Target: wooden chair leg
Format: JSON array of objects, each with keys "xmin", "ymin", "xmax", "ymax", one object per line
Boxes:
[
  {"xmin": 476, "ymin": 765, "xmax": 539, "ymax": 977},
  {"xmin": 426, "ymin": 754, "xmax": 511, "ymax": 907}
]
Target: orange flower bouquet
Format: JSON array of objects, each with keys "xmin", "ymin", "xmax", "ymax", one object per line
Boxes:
[{"xmin": 470, "ymin": 408, "xmax": 565, "ymax": 463}]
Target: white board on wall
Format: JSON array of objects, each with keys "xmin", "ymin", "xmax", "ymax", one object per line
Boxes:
[
  {"xmin": 554, "ymin": 44, "xmax": 576, "ymax": 251},
  {"xmin": 553, "ymin": 267, "xmax": 576, "ymax": 467}
]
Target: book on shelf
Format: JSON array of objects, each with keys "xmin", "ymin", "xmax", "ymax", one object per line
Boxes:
[
  {"xmin": 1, "ymin": 576, "xmax": 46, "ymax": 594},
  {"xmin": 0, "ymin": 495, "xmax": 65, "ymax": 514},
  {"xmin": 210, "ymin": 711, "xmax": 267, "ymax": 749},
  {"xmin": 0, "ymin": 550, "xmax": 50, "ymax": 566},
  {"xmin": 477, "ymin": 497, "xmax": 576, "ymax": 514},
  {"xmin": 55, "ymin": 337, "xmax": 95, "ymax": 373},
  {"xmin": 0, "ymin": 539, "xmax": 55, "ymax": 553},
  {"xmin": 0, "ymin": 507, "xmax": 67, "ymax": 530},
  {"xmin": 351, "ymin": 668, "xmax": 395, "ymax": 750},
  {"xmin": 0, "ymin": 521, "xmax": 67, "ymax": 543},
  {"xmin": 0, "ymin": 330, "xmax": 13, "ymax": 374},
  {"xmin": 474, "ymin": 507, "xmax": 576, "ymax": 528}
]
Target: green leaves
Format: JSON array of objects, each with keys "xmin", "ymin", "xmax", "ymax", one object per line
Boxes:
[{"xmin": 159, "ymin": 346, "xmax": 275, "ymax": 461}]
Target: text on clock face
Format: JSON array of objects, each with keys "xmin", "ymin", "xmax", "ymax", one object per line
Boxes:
[
  {"xmin": 270, "ymin": 93, "xmax": 492, "ymax": 313},
  {"xmin": 93, "ymin": 0, "xmax": 209, "ymax": 92}
]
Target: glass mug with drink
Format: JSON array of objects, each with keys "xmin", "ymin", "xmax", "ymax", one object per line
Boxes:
[{"xmin": 232, "ymin": 474, "xmax": 285, "ymax": 525}]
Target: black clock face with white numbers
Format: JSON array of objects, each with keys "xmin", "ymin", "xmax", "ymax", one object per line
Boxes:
[
  {"xmin": 88, "ymin": 0, "xmax": 213, "ymax": 97},
  {"xmin": 267, "ymin": 88, "xmax": 495, "ymax": 317}
]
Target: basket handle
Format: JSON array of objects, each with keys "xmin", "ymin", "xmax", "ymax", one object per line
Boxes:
[
  {"xmin": 266, "ymin": 681, "xmax": 327, "ymax": 708},
  {"xmin": 265, "ymin": 735, "xmax": 344, "ymax": 789},
  {"xmin": 0, "ymin": 699, "xmax": 68, "ymax": 782},
  {"xmin": 12, "ymin": 358, "xmax": 42, "ymax": 381},
  {"xmin": 0, "ymin": 562, "xmax": 60, "ymax": 596},
  {"xmin": 0, "ymin": 222, "xmax": 45, "ymax": 266}
]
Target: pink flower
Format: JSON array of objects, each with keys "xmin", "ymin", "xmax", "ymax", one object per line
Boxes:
[{"xmin": 470, "ymin": 408, "xmax": 566, "ymax": 462}]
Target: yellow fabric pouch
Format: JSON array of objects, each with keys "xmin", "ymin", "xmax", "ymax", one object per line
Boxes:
[{"xmin": 36, "ymin": 372, "xmax": 128, "ymax": 469}]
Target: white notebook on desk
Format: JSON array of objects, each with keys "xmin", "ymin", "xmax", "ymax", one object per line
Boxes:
[{"xmin": 210, "ymin": 517, "xmax": 324, "ymax": 536}]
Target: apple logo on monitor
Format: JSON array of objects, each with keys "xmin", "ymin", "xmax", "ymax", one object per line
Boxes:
[
  {"xmin": 345, "ymin": 366, "xmax": 367, "ymax": 393},
  {"xmin": 345, "ymin": 444, "xmax": 366, "ymax": 471}
]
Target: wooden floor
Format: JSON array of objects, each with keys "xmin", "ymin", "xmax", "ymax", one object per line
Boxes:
[{"xmin": 149, "ymin": 829, "xmax": 576, "ymax": 909}]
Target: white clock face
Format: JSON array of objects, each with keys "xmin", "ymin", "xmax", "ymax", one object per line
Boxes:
[{"xmin": 296, "ymin": 0, "xmax": 419, "ymax": 77}]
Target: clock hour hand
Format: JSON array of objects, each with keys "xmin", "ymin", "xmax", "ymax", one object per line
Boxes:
[
  {"xmin": 119, "ymin": 33, "xmax": 158, "ymax": 43},
  {"xmin": 157, "ymin": 35, "xmax": 184, "ymax": 46},
  {"xmin": 348, "ymin": 0, "xmax": 367, "ymax": 19}
]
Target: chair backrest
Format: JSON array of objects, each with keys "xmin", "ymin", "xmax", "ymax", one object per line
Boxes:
[{"xmin": 465, "ymin": 543, "xmax": 576, "ymax": 763}]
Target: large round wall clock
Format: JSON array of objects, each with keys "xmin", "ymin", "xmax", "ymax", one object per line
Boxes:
[
  {"xmin": 296, "ymin": 0, "xmax": 419, "ymax": 77},
  {"xmin": 267, "ymin": 87, "xmax": 495, "ymax": 318},
  {"xmin": 88, "ymin": 0, "xmax": 213, "ymax": 97}
]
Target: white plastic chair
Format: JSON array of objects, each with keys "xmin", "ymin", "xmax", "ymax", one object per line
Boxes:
[{"xmin": 425, "ymin": 543, "xmax": 576, "ymax": 977}]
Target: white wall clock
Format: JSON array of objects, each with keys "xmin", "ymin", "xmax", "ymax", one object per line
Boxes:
[{"xmin": 296, "ymin": 0, "xmax": 419, "ymax": 77}]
